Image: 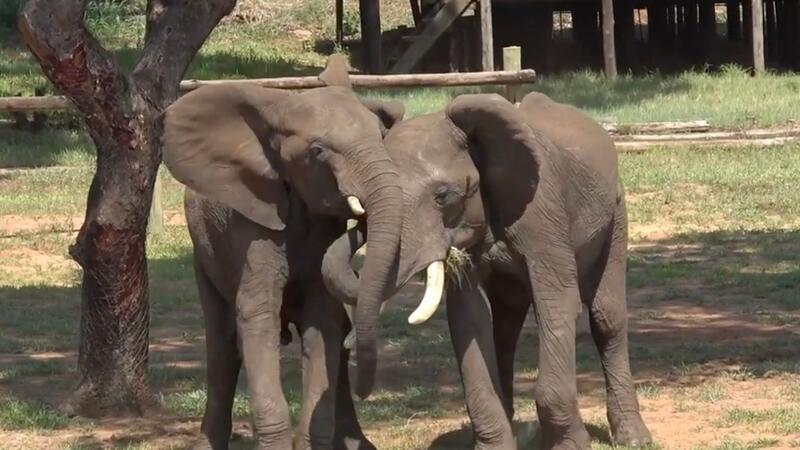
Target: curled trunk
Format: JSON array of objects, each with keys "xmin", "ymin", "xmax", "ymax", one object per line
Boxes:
[{"xmin": 351, "ymin": 159, "xmax": 402, "ymax": 399}]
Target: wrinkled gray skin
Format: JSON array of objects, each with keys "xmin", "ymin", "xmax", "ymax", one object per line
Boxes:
[
  {"xmin": 323, "ymin": 92, "xmax": 652, "ymax": 449},
  {"xmin": 161, "ymin": 77, "xmax": 403, "ymax": 449}
]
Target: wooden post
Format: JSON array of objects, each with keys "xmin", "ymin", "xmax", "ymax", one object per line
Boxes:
[
  {"xmin": 410, "ymin": 0, "xmax": 422, "ymax": 26},
  {"xmin": 765, "ymin": 0, "xmax": 775, "ymax": 59},
  {"xmin": 602, "ymin": 0, "xmax": 618, "ymax": 77},
  {"xmin": 359, "ymin": 0, "xmax": 382, "ymax": 73},
  {"xmin": 751, "ymin": 0, "xmax": 765, "ymax": 72},
  {"xmin": 664, "ymin": 3, "xmax": 678, "ymax": 43},
  {"xmin": 699, "ymin": 0, "xmax": 716, "ymax": 59},
  {"xmin": 336, "ymin": 0, "xmax": 344, "ymax": 45},
  {"xmin": 148, "ymin": 169, "xmax": 164, "ymax": 235},
  {"xmin": 503, "ymin": 46, "xmax": 521, "ymax": 102},
  {"xmin": 479, "ymin": 0, "xmax": 494, "ymax": 71},
  {"xmin": 743, "ymin": 0, "xmax": 752, "ymax": 42},
  {"xmin": 727, "ymin": 0, "xmax": 741, "ymax": 40}
]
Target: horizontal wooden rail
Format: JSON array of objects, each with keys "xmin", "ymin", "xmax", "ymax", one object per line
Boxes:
[{"xmin": 0, "ymin": 69, "xmax": 537, "ymax": 112}]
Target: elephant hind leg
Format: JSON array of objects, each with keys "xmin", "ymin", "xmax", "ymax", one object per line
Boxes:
[
  {"xmin": 485, "ymin": 274, "xmax": 531, "ymax": 422},
  {"xmin": 587, "ymin": 212, "xmax": 652, "ymax": 448},
  {"xmin": 195, "ymin": 262, "xmax": 242, "ymax": 450}
]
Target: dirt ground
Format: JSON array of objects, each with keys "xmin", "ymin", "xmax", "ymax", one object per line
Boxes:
[{"xmin": 1, "ymin": 213, "xmax": 799, "ymax": 450}]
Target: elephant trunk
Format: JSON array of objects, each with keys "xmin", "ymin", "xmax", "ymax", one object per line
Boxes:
[{"xmin": 352, "ymin": 157, "xmax": 402, "ymax": 399}]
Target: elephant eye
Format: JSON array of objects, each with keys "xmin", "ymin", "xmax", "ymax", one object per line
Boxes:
[
  {"xmin": 310, "ymin": 142, "xmax": 326, "ymax": 159},
  {"xmin": 433, "ymin": 185, "xmax": 462, "ymax": 208}
]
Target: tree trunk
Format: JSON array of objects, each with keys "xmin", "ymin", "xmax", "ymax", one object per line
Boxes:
[{"xmin": 17, "ymin": 0, "xmax": 236, "ymax": 417}]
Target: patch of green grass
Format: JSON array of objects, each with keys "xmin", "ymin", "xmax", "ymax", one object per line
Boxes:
[
  {"xmin": 358, "ymin": 385, "xmax": 446, "ymax": 424},
  {"xmin": 698, "ymin": 437, "xmax": 782, "ymax": 450},
  {"xmin": 621, "ymin": 144, "xmax": 800, "ymax": 231},
  {"xmin": 0, "ymin": 396, "xmax": 69, "ymax": 430},
  {"xmin": 159, "ymin": 388, "xmax": 252, "ymax": 419},
  {"xmin": 532, "ymin": 66, "xmax": 800, "ymax": 129},
  {"xmin": 697, "ymin": 382, "xmax": 728, "ymax": 403},
  {"xmin": 0, "ymin": 359, "xmax": 68, "ymax": 381},
  {"xmin": 718, "ymin": 407, "xmax": 800, "ymax": 434}
]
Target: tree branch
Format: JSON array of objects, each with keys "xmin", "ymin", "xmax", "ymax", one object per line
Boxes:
[
  {"xmin": 18, "ymin": 0, "xmax": 138, "ymax": 150},
  {"xmin": 133, "ymin": 0, "xmax": 236, "ymax": 107}
]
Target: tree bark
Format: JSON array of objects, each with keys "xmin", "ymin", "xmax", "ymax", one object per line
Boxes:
[{"xmin": 17, "ymin": 0, "xmax": 235, "ymax": 417}]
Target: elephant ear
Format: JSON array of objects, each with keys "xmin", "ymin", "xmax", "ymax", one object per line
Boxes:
[
  {"xmin": 445, "ymin": 93, "xmax": 541, "ymax": 228},
  {"xmin": 361, "ymin": 98, "xmax": 405, "ymax": 134},
  {"xmin": 162, "ymin": 83, "xmax": 291, "ymax": 230},
  {"xmin": 319, "ymin": 54, "xmax": 353, "ymax": 88}
]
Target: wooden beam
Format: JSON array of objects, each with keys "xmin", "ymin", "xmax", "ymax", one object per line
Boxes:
[
  {"xmin": 359, "ymin": 0, "xmax": 382, "ymax": 73},
  {"xmin": 751, "ymin": 0, "xmax": 765, "ymax": 72},
  {"xmin": 410, "ymin": 0, "xmax": 422, "ymax": 26},
  {"xmin": 0, "ymin": 95, "xmax": 72, "ymax": 111},
  {"xmin": 479, "ymin": 0, "xmax": 494, "ymax": 71},
  {"xmin": 336, "ymin": 0, "xmax": 344, "ymax": 45},
  {"xmin": 601, "ymin": 0, "xmax": 617, "ymax": 77},
  {"xmin": 0, "ymin": 70, "xmax": 539, "ymax": 112},
  {"xmin": 390, "ymin": 0, "xmax": 474, "ymax": 74}
]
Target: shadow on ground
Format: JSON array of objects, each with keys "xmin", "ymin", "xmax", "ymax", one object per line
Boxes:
[{"xmin": 0, "ymin": 227, "xmax": 797, "ymax": 448}]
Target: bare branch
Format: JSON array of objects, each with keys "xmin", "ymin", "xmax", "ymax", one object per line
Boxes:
[
  {"xmin": 133, "ymin": 0, "xmax": 237, "ymax": 107},
  {"xmin": 18, "ymin": 0, "xmax": 138, "ymax": 149}
]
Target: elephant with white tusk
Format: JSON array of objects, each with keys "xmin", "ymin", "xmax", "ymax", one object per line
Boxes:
[
  {"xmin": 163, "ymin": 55, "xmax": 405, "ymax": 450},
  {"xmin": 322, "ymin": 92, "xmax": 652, "ymax": 450}
]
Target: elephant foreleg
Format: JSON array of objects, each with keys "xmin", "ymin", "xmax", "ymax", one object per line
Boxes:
[
  {"xmin": 334, "ymin": 344, "xmax": 377, "ymax": 450},
  {"xmin": 588, "ymin": 213, "xmax": 651, "ymax": 447},
  {"xmin": 485, "ymin": 274, "xmax": 530, "ymax": 422},
  {"xmin": 236, "ymin": 239, "xmax": 292, "ymax": 450},
  {"xmin": 447, "ymin": 270, "xmax": 516, "ymax": 450},
  {"xmin": 527, "ymin": 244, "xmax": 590, "ymax": 450},
  {"xmin": 294, "ymin": 286, "xmax": 346, "ymax": 450},
  {"xmin": 195, "ymin": 262, "xmax": 241, "ymax": 450}
]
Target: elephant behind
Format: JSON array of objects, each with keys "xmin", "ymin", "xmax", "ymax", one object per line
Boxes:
[
  {"xmin": 324, "ymin": 92, "xmax": 652, "ymax": 449},
  {"xmin": 161, "ymin": 57, "xmax": 404, "ymax": 449}
]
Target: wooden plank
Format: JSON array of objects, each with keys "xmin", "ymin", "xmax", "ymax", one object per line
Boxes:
[
  {"xmin": 502, "ymin": 46, "xmax": 521, "ymax": 102},
  {"xmin": 603, "ymin": 120, "xmax": 711, "ymax": 134},
  {"xmin": 751, "ymin": 0, "xmax": 765, "ymax": 73},
  {"xmin": 1, "ymin": 70, "xmax": 539, "ymax": 112},
  {"xmin": 0, "ymin": 95, "xmax": 72, "ymax": 111},
  {"xmin": 614, "ymin": 127, "xmax": 800, "ymax": 141},
  {"xmin": 601, "ymin": 0, "xmax": 617, "ymax": 78},
  {"xmin": 479, "ymin": 0, "xmax": 494, "ymax": 71},
  {"xmin": 616, "ymin": 136, "xmax": 799, "ymax": 151},
  {"xmin": 359, "ymin": 0, "xmax": 383, "ymax": 73},
  {"xmin": 390, "ymin": 0, "xmax": 475, "ymax": 74}
]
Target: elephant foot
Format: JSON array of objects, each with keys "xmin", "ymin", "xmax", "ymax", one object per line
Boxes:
[
  {"xmin": 335, "ymin": 435, "xmax": 378, "ymax": 450},
  {"xmin": 609, "ymin": 412, "xmax": 652, "ymax": 448},
  {"xmin": 540, "ymin": 422, "xmax": 591, "ymax": 450}
]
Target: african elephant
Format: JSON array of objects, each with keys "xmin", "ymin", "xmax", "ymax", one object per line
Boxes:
[
  {"xmin": 323, "ymin": 92, "xmax": 652, "ymax": 449},
  {"xmin": 160, "ymin": 58, "xmax": 404, "ymax": 449}
]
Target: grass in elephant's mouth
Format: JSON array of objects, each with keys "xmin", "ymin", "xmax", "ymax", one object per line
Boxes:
[{"xmin": 444, "ymin": 247, "xmax": 473, "ymax": 287}]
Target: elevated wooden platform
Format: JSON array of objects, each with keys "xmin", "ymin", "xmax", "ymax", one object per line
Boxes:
[{"xmin": 344, "ymin": 0, "xmax": 796, "ymax": 76}]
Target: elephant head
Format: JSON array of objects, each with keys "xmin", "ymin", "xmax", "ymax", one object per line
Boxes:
[{"xmin": 160, "ymin": 65, "xmax": 405, "ymax": 398}]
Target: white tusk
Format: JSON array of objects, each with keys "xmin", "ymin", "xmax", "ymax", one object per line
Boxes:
[
  {"xmin": 346, "ymin": 218, "xmax": 359, "ymax": 230},
  {"xmin": 347, "ymin": 196, "xmax": 365, "ymax": 216},
  {"xmin": 408, "ymin": 261, "xmax": 445, "ymax": 325},
  {"xmin": 350, "ymin": 243, "xmax": 367, "ymax": 272}
]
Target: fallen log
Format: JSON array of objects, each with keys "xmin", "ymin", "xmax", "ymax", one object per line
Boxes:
[
  {"xmin": 604, "ymin": 120, "xmax": 710, "ymax": 135},
  {"xmin": 615, "ymin": 136, "xmax": 800, "ymax": 151}
]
